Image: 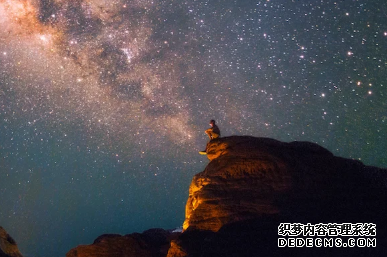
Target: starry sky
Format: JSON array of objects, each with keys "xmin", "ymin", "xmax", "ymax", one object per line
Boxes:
[{"xmin": 0, "ymin": 0, "xmax": 386, "ymax": 256}]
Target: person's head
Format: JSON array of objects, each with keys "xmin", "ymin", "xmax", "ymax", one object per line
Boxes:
[{"xmin": 210, "ymin": 120, "xmax": 216, "ymax": 126}]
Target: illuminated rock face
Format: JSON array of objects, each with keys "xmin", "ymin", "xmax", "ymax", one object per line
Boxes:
[
  {"xmin": 183, "ymin": 136, "xmax": 339, "ymax": 232},
  {"xmin": 0, "ymin": 227, "xmax": 23, "ymax": 257},
  {"xmin": 183, "ymin": 142, "xmax": 290, "ymax": 231},
  {"xmin": 170, "ymin": 136, "xmax": 387, "ymax": 257}
]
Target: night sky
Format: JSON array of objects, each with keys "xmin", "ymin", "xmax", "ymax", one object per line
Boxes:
[{"xmin": 0, "ymin": 0, "xmax": 386, "ymax": 256}]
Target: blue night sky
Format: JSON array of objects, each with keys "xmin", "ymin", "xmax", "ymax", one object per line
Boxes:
[{"xmin": 0, "ymin": 0, "xmax": 386, "ymax": 256}]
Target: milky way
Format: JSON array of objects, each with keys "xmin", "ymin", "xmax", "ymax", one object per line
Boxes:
[{"xmin": 1, "ymin": 0, "xmax": 386, "ymax": 256}]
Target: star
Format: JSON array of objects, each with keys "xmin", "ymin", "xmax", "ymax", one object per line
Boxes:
[{"xmin": 0, "ymin": 1, "xmax": 386, "ymax": 256}]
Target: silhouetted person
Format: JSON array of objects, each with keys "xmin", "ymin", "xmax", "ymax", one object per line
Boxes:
[{"xmin": 199, "ymin": 120, "xmax": 220, "ymax": 154}]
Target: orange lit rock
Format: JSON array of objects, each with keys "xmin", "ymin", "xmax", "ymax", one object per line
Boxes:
[
  {"xmin": 183, "ymin": 136, "xmax": 338, "ymax": 232},
  {"xmin": 0, "ymin": 227, "xmax": 23, "ymax": 257},
  {"xmin": 168, "ymin": 136, "xmax": 387, "ymax": 257},
  {"xmin": 165, "ymin": 240, "xmax": 186, "ymax": 257}
]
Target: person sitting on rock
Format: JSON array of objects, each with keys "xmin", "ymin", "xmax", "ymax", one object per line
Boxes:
[
  {"xmin": 205, "ymin": 119, "xmax": 220, "ymax": 140},
  {"xmin": 199, "ymin": 120, "xmax": 220, "ymax": 155}
]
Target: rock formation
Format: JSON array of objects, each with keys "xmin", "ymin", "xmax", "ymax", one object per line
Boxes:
[
  {"xmin": 0, "ymin": 227, "xmax": 23, "ymax": 257},
  {"xmin": 168, "ymin": 136, "xmax": 387, "ymax": 256},
  {"xmin": 66, "ymin": 229, "xmax": 179, "ymax": 257},
  {"xmin": 181, "ymin": 136, "xmax": 387, "ymax": 232}
]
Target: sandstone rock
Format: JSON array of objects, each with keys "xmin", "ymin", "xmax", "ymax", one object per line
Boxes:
[
  {"xmin": 168, "ymin": 136, "xmax": 387, "ymax": 257},
  {"xmin": 66, "ymin": 229, "xmax": 179, "ymax": 257},
  {"xmin": 0, "ymin": 227, "xmax": 23, "ymax": 257},
  {"xmin": 183, "ymin": 136, "xmax": 387, "ymax": 231}
]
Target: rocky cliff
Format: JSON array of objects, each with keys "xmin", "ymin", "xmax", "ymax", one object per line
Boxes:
[
  {"xmin": 169, "ymin": 136, "xmax": 387, "ymax": 256},
  {"xmin": 0, "ymin": 227, "xmax": 23, "ymax": 257},
  {"xmin": 182, "ymin": 136, "xmax": 387, "ymax": 232},
  {"xmin": 67, "ymin": 136, "xmax": 387, "ymax": 257}
]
